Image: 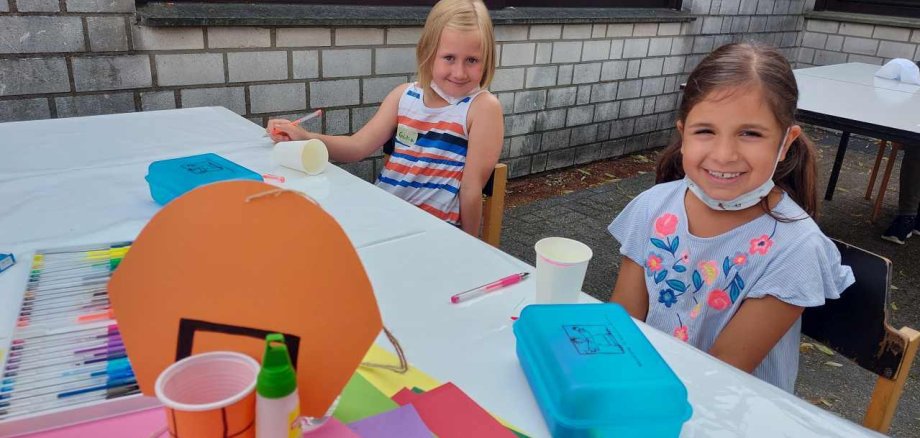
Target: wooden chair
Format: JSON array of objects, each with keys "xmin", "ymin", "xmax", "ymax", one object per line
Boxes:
[
  {"xmin": 865, "ymin": 140, "xmax": 902, "ymax": 223},
  {"xmin": 801, "ymin": 239, "xmax": 919, "ymax": 433},
  {"xmin": 381, "ymin": 137, "xmax": 507, "ymax": 248}
]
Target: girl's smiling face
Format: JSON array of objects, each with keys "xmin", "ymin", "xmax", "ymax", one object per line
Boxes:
[
  {"xmin": 430, "ymin": 28, "xmax": 484, "ymax": 99},
  {"xmin": 678, "ymin": 85, "xmax": 800, "ymax": 202}
]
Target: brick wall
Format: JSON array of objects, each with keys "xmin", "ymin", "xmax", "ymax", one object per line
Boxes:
[
  {"xmin": 0, "ymin": 0, "xmax": 807, "ymax": 181},
  {"xmin": 798, "ymin": 17, "xmax": 920, "ymax": 68}
]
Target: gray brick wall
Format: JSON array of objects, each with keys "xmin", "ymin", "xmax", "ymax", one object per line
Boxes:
[
  {"xmin": 227, "ymin": 51, "xmax": 288, "ymax": 82},
  {"xmin": 798, "ymin": 18, "xmax": 919, "ymax": 68},
  {"xmin": 72, "ymin": 55, "xmax": 152, "ymax": 92},
  {"xmin": 87, "ymin": 17, "xmax": 129, "ymax": 52},
  {"xmin": 0, "ymin": 0, "xmax": 813, "ymax": 180}
]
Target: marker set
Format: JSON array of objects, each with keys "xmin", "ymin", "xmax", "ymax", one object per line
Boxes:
[{"xmin": 0, "ymin": 243, "xmax": 139, "ymax": 421}]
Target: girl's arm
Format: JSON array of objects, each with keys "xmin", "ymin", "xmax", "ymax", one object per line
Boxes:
[
  {"xmin": 708, "ymin": 296, "xmax": 804, "ymax": 373},
  {"xmin": 266, "ymin": 83, "xmax": 410, "ymax": 163},
  {"xmin": 459, "ymin": 93, "xmax": 503, "ymax": 237},
  {"xmin": 610, "ymin": 257, "xmax": 649, "ymax": 320}
]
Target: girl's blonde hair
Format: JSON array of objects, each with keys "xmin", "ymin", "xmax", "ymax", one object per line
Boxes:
[{"xmin": 416, "ymin": 0, "xmax": 496, "ymax": 95}]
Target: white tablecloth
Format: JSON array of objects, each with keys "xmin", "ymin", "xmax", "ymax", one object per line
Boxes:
[{"xmin": 0, "ymin": 107, "xmax": 882, "ymax": 437}]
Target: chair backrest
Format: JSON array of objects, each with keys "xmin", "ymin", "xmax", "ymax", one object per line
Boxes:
[
  {"xmin": 381, "ymin": 135, "xmax": 498, "ymax": 197},
  {"xmin": 801, "ymin": 239, "xmax": 902, "ymax": 378},
  {"xmin": 801, "ymin": 239, "xmax": 919, "ymax": 433}
]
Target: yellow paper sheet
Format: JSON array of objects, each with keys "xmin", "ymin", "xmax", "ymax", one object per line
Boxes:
[
  {"xmin": 357, "ymin": 343, "xmax": 441, "ymax": 396},
  {"xmin": 357, "ymin": 343, "xmax": 530, "ymax": 437}
]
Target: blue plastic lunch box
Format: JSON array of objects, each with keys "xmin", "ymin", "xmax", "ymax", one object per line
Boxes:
[
  {"xmin": 145, "ymin": 153, "xmax": 263, "ymax": 205},
  {"xmin": 513, "ymin": 303, "xmax": 692, "ymax": 438}
]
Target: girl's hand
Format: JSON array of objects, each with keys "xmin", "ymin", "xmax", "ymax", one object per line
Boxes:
[{"xmin": 266, "ymin": 119, "xmax": 311, "ymax": 142}]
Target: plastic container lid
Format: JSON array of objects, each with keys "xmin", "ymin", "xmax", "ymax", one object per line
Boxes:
[
  {"xmin": 513, "ymin": 303, "xmax": 692, "ymax": 434},
  {"xmin": 144, "ymin": 153, "xmax": 263, "ymax": 205}
]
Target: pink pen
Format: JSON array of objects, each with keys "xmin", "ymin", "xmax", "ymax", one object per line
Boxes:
[{"xmin": 450, "ymin": 272, "xmax": 530, "ymax": 304}]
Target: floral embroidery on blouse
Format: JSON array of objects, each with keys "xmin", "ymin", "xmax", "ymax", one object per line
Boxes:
[{"xmin": 644, "ymin": 213, "xmax": 780, "ymax": 341}]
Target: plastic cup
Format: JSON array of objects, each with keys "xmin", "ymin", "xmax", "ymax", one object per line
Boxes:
[
  {"xmin": 155, "ymin": 351, "xmax": 260, "ymax": 438},
  {"xmin": 534, "ymin": 237, "xmax": 593, "ymax": 304},
  {"xmin": 272, "ymin": 139, "xmax": 328, "ymax": 175}
]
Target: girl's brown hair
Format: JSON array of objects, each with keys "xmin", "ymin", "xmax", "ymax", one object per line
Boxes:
[
  {"xmin": 656, "ymin": 43, "xmax": 819, "ymax": 218},
  {"xmin": 416, "ymin": 0, "xmax": 496, "ymax": 96}
]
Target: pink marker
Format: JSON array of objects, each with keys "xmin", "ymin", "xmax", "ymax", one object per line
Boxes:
[
  {"xmin": 450, "ymin": 272, "xmax": 530, "ymax": 304},
  {"xmin": 264, "ymin": 109, "xmax": 322, "ymax": 137},
  {"xmin": 290, "ymin": 109, "xmax": 323, "ymax": 126},
  {"xmin": 262, "ymin": 174, "xmax": 285, "ymax": 183}
]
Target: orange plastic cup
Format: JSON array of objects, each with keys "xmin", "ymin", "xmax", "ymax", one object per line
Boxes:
[{"xmin": 154, "ymin": 351, "xmax": 260, "ymax": 438}]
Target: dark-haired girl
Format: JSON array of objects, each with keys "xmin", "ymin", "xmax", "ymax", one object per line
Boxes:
[{"xmin": 608, "ymin": 43, "xmax": 854, "ymax": 392}]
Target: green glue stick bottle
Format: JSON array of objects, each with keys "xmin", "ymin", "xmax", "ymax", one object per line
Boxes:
[{"xmin": 256, "ymin": 333, "xmax": 300, "ymax": 438}]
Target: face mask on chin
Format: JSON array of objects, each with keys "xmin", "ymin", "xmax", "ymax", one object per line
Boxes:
[
  {"xmin": 685, "ymin": 128, "xmax": 791, "ymax": 211},
  {"xmin": 429, "ymin": 81, "xmax": 481, "ymax": 105}
]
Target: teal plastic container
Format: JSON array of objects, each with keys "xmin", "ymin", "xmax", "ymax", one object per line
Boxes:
[
  {"xmin": 513, "ymin": 303, "xmax": 692, "ymax": 438},
  {"xmin": 145, "ymin": 153, "xmax": 263, "ymax": 205}
]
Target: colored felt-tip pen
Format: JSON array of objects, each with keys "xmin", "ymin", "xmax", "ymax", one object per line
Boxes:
[
  {"xmin": 290, "ymin": 109, "xmax": 322, "ymax": 126},
  {"xmin": 450, "ymin": 272, "xmax": 530, "ymax": 304}
]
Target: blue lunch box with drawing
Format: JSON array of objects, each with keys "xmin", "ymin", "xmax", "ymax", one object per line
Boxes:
[
  {"xmin": 145, "ymin": 153, "xmax": 263, "ymax": 205},
  {"xmin": 513, "ymin": 303, "xmax": 692, "ymax": 438}
]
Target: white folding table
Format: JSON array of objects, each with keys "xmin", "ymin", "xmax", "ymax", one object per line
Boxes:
[
  {"xmin": 0, "ymin": 107, "xmax": 882, "ymax": 437},
  {"xmin": 794, "ymin": 62, "xmax": 920, "ymax": 201}
]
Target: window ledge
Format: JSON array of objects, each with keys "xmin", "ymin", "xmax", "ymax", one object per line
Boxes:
[
  {"xmin": 805, "ymin": 10, "xmax": 920, "ymax": 30},
  {"xmin": 136, "ymin": 2, "xmax": 694, "ymax": 27}
]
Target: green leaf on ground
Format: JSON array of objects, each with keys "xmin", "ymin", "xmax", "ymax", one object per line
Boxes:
[
  {"xmin": 824, "ymin": 361, "xmax": 843, "ymax": 368},
  {"xmin": 800, "ymin": 342, "xmax": 815, "ymax": 353},
  {"xmin": 891, "ymin": 302, "xmax": 898, "ymax": 311},
  {"xmin": 808, "ymin": 397, "xmax": 835, "ymax": 407},
  {"xmin": 576, "ymin": 168, "xmax": 591, "ymax": 175},
  {"xmin": 815, "ymin": 344, "xmax": 835, "ymax": 356}
]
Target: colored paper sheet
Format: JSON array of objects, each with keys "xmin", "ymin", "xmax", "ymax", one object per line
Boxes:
[
  {"xmin": 358, "ymin": 346, "xmax": 529, "ymax": 437},
  {"xmin": 22, "ymin": 407, "xmax": 165, "ymax": 438},
  {"xmin": 357, "ymin": 344, "xmax": 441, "ymax": 396},
  {"xmin": 347, "ymin": 404, "xmax": 433, "ymax": 438},
  {"xmin": 333, "ymin": 372, "xmax": 399, "ymax": 423},
  {"xmin": 394, "ymin": 383, "xmax": 516, "ymax": 438},
  {"xmin": 107, "ymin": 181, "xmax": 382, "ymax": 417},
  {"xmin": 392, "ymin": 387, "xmax": 422, "ymax": 405},
  {"xmin": 393, "ymin": 387, "xmax": 530, "ymax": 438},
  {"xmin": 304, "ymin": 418, "xmax": 360, "ymax": 438}
]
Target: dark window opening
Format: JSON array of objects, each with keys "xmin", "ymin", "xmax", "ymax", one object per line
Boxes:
[
  {"xmin": 814, "ymin": 0, "xmax": 920, "ymax": 18},
  {"xmin": 157, "ymin": 0, "xmax": 682, "ymax": 9}
]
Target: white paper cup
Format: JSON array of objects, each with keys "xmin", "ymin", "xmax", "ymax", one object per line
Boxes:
[
  {"xmin": 155, "ymin": 351, "xmax": 260, "ymax": 438},
  {"xmin": 534, "ymin": 237, "xmax": 593, "ymax": 304},
  {"xmin": 272, "ymin": 139, "xmax": 328, "ymax": 175}
]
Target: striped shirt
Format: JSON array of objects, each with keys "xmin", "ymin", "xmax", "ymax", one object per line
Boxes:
[
  {"xmin": 608, "ymin": 179, "xmax": 854, "ymax": 392},
  {"xmin": 375, "ymin": 83, "xmax": 484, "ymax": 226}
]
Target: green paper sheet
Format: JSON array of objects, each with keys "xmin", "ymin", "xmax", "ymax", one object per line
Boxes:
[{"xmin": 333, "ymin": 372, "xmax": 399, "ymax": 423}]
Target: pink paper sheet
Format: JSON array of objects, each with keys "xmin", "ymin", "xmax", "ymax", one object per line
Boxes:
[
  {"xmin": 304, "ymin": 418, "xmax": 360, "ymax": 438},
  {"xmin": 21, "ymin": 407, "xmax": 166, "ymax": 438}
]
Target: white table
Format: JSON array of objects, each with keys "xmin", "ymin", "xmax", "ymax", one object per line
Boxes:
[
  {"xmin": 794, "ymin": 62, "xmax": 920, "ymax": 201},
  {"xmin": 0, "ymin": 108, "xmax": 882, "ymax": 437}
]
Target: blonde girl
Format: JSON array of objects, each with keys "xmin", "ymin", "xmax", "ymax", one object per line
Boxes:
[{"xmin": 268, "ymin": 0, "xmax": 503, "ymax": 237}]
